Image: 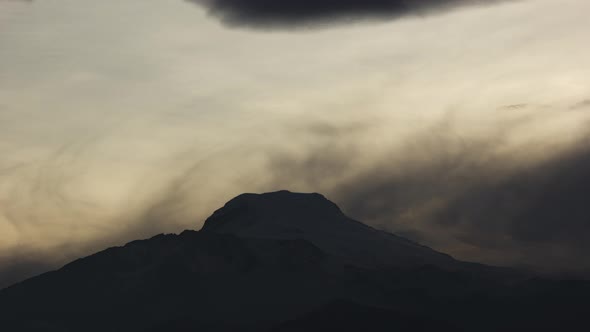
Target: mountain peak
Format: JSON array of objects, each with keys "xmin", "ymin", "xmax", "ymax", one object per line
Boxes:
[
  {"xmin": 202, "ymin": 190, "xmax": 454, "ymax": 267},
  {"xmin": 202, "ymin": 190, "xmax": 344, "ymax": 234}
]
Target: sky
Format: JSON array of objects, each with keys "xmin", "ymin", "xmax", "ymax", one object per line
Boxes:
[{"xmin": 1, "ymin": 0, "xmax": 590, "ymax": 286}]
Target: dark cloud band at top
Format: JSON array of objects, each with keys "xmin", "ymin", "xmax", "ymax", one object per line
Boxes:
[{"xmin": 190, "ymin": 0, "xmax": 509, "ymax": 27}]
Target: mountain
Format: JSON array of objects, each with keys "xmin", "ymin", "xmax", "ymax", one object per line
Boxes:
[
  {"xmin": 202, "ymin": 190, "xmax": 454, "ymax": 267},
  {"xmin": 0, "ymin": 191, "xmax": 589, "ymax": 331}
]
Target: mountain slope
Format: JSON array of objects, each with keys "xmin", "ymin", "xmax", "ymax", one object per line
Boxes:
[
  {"xmin": 202, "ymin": 191, "xmax": 454, "ymax": 267},
  {"xmin": 0, "ymin": 231, "xmax": 359, "ymax": 331}
]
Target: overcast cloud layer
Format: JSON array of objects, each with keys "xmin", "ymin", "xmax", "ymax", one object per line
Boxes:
[{"xmin": 1, "ymin": 0, "xmax": 590, "ymax": 288}]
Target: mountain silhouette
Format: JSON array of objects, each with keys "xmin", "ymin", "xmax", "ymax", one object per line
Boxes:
[
  {"xmin": 0, "ymin": 191, "xmax": 589, "ymax": 331},
  {"xmin": 202, "ymin": 190, "xmax": 453, "ymax": 267}
]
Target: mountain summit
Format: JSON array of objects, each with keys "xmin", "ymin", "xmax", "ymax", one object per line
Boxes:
[
  {"xmin": 202, "ymin": 190, "xmax": 453, "ymax": 267},
  {"xmin": 203, "ymin": 191, "xmax": 345, "ymax": 234}
]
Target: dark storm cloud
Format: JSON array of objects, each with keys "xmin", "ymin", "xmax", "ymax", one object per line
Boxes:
[
  {"xmin": 190, "ymin": 0, "xmax": 510, "ymax": 27},
  {"xmin": 266, "ymin": 118, "xmax": 590, "ymax": 274},
  {"xmin": 419, "ymin": 142, "xmax": 590, "ymax": 265}
]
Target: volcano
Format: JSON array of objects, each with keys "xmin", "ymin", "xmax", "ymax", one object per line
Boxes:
[
  {"xmin": 1, "ymin": 191, "xmax": 588, "ymax": 332},
  {"xmin": 202, "ymin": 191, "xmax": 454, "ymax": 267}
]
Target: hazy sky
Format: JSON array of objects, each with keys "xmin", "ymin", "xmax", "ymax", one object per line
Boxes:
[{"xmin": 1, "ymin": 0, "xmax": 590, "ymax": 286}]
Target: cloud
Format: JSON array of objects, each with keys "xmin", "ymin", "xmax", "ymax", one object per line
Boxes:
[
  {"xmin": 190, "ymin": 0, "xmax": 510, "ymax": 28},
  {"xmin": 263, "ymin": 110, "xmax": 590, "ymax": 273}
]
